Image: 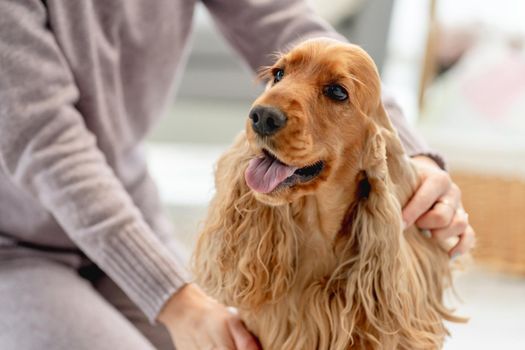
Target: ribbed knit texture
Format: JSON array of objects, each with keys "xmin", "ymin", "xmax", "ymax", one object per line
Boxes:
[
  {"xmin": 0, "ymin": 0, "xmax": 441, "ymax": 322},
  {"xmin": 100, "ymin": 221, "xmax": 190, "ymax": 319}
]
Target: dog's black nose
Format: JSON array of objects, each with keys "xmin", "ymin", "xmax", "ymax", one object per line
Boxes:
[{"xmin": 249, "ymin": 105, "xmax": 287, "ymax": 136}]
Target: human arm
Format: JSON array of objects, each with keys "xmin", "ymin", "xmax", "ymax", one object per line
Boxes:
[
  {"xmin": 0, "ymin": 2, "xmax": 263, "ymax": 348},
  {"xmin": 0, "ymin": 0, "xmax": 188, "ymax": 322}
]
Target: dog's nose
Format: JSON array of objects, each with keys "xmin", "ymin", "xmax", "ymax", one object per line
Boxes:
[{"xmin": 249, "ymin": 105, "xmax": 287, "ymax": 136}]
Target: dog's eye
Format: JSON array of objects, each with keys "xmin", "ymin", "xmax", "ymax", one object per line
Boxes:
[
  {"xmin": 323, "ymin": 84, "xmax": 348, "ymax": 101},
  {"xmin": 273, "ymin": 69, "xmax": 284, "ymax": 83}
]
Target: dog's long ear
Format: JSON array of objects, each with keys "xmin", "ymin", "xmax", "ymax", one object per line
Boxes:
[
  {"xmin": 336, "ymin": 102, "xmax": 458, "ymax": 347},
  {"xmin": 192, "ymin": 132, "xmax": 298, "ymax": 309},
  {"xmin": 344, "ymin": 44, "xmax": 419, "ymax": 202},
  {"xmin": 371, "ymin": 102, "xmax": 419, "ymax": 204}
]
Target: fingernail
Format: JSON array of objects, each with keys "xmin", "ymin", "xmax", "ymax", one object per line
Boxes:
[
  {"xmin": 421, "ymin": 229, "xmax": 431, "ymax": 238},
  {"xmin": 451, "ymin": 252, "xmax": 461, "ymax": 261}
]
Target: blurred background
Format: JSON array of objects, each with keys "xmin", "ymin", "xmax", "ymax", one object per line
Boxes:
[{"xmin": 146, "ymin": 0, "xmax": 525, "ymax": 348}]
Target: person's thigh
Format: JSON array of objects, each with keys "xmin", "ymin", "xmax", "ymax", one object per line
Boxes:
[
  {"xmin": 0, "ymin": 257, "xmax": 156, "ymax": 350},
  {"xmin": 95, "ymin": 274, "xmax": 175, "ymax": 350}
]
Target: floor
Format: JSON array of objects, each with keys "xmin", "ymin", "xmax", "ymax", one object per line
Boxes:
[{"xmin": 445, "ymin": 269, "xmax": 525, "ymax": 349}]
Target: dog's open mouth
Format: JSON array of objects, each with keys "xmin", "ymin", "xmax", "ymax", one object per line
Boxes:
[{"xmin": 245, "ymin": 149, "xmax": 324, "ymax": 194}]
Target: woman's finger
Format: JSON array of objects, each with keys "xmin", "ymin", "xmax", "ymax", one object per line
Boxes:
[
  {"xmin": 430, "ymin": 208, "xmax": 469, "ymax": 241},
  {"xmin": 402, "ymin": 171, "xmax": 451, "ymax": 228},
  {"xmin": 449, "ymin": 225, "xmax": 476, "ymax": 258},
  {"xmin": 415, "ymin": 184, "xmax": 460, "ymax": 229},
  {"xmin": 415, "ymin": 202, "xmax": 454, "ymax": 229},
  {"xmin": 228, "ymin": 317, "xmax": 261, "ymax": 350}
]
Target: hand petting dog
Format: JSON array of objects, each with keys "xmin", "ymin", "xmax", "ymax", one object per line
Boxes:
[{"xmin": 404, "ymin": 156, "xmax": 476, "ymax": 259}]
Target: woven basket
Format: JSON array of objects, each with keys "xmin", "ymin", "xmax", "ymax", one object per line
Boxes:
[{"xmin": 451, "ymin": 171, "xmax": 525, "ymax": 275}]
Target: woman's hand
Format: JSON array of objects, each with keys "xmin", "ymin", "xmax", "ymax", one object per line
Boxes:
[
  {"xmin": 158, "ymin": 283, "xmax": 260, "ymax": 350},
  {"xmin": 403, "ymin": 156, "xmax": 476, "ymax": 259}
]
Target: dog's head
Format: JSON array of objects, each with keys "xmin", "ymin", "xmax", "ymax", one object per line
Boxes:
[{"xmin": 244, "ymin": 39, "xmax": 389, "ymax": 205}]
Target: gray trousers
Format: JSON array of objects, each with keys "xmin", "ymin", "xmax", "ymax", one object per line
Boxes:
[{"xmin": 0, "ymin": 244, "xmax": 175, "ymax": 350}]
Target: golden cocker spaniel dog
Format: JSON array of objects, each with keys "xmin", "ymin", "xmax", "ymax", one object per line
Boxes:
[{"xmin": 193, "ymin": 39, "xmax": 463, "ymax": 350}]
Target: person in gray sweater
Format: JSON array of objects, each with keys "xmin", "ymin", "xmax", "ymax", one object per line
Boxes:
[{"xmin": 0, "ymin": 0, "xmax": 475, "ymax": 349}]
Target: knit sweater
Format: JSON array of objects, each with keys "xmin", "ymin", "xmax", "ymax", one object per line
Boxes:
[{"xmin": 0, "ymin": 0, "xmax": 438, "ymax": 322}]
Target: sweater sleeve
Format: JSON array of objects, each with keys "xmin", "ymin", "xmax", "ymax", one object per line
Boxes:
[
  {"xmin": 201, "ymin": 0, "xmax": 346, "ymax": 71},
  {"xmin": 0, "ymin": 0, "xmax": 189, "ymax": 322},
  {"xmin": 202, "ymin": 0, "xmax": 445, "ymax": 168},
  {"xmin": 381, "ymin": 92, "xmax": 446, "ymax": 169}
]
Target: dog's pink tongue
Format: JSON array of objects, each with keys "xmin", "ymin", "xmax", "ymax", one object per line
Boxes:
[{"xmin": 245, "ymin": 155, "xmax": 297, "ymax": 193}]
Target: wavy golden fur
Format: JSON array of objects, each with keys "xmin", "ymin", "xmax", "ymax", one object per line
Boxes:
[{"xmin": 193, "ymin": 39, "xmax": 463, "ymax": 349}]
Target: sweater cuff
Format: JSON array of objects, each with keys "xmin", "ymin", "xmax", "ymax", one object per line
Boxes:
[
  {"xmin": 409, "ymin": 152, "xmax": 447, "ymax": 171},
  {"xmin": 97, "ymin": 221, "xmax": 191, "ymax": 323}
]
